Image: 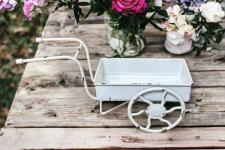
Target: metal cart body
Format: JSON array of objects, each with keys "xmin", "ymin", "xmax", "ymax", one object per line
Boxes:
[{"xmin": 16, "ymin": 37, "xmax": 193, "ymax": 133}]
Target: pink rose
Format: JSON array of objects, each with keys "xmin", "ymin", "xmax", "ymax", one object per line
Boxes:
[{"xmin": 112, "ymin": 0, "xmax": 148, "ymax": 15}]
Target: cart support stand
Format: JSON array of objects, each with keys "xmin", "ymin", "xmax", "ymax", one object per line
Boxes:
[{"xmin": 99, "ymin": 101, "xmax": 128, "ymax": 115}]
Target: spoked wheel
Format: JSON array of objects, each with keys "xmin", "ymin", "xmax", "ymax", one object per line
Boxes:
[{"xmin": 128, "ymin": 87, "xmax": 185, "ymax": 133}]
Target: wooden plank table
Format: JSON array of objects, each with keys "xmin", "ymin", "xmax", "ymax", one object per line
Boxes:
[{"xmin": 1, "ymin": 9, "xmax": 225, "ymax": 149}]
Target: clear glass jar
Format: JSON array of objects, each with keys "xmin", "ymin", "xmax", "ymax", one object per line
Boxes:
[{"xmin": 105, "ymin": 16, "xmax": 145, "ymax": 57}]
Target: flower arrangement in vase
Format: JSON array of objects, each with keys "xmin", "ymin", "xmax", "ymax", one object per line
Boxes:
[
  {"xmin": 162, "ymin": 0, "xmax": 225, "ymax": 55},
  {"xmin": 0, "ymin": 0, "xmax": 168, "ymax": 57},
  {"xmin": 162, "ymin": 5, "xmax": 195, "ymax": 55},
  {"xmin": 1, "ymin": 0, "xmax": 224, "ymax": 56},
  {"xmin": 87, "ymin": 0, "xmax": 168, "ymax": 57}
]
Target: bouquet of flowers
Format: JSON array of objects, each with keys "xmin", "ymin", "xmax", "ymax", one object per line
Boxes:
[
  {"xmin": 0, "ymin": 0, "xmax": 168, "ymax": 57},
  {"xmin": 2, "ymin": 0, "xmax": 224, "ymax": 56},
  {"xmin": 162, "ymin": 0, "xmax": 225, "ymax": 55},
  {"xmin": 53, "ymin": 0, "xmax": 168, "ymax": 57},
  {"xmin": 88, "ymin": 0, "xmax": 168, "ymax": 57}
]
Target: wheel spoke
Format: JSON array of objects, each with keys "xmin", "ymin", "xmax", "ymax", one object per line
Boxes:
[
  {"xmin": 146, "ymin": 117, "xmax": 151, "ymax": 129},
  {"xmin": 131, "ymin": 110, "xmax": 145, "ymax": 116},
  {"xmin": 140, "ymin": 96, "xmax": 153, "ymax": 106},
  {"xmin": 161, "ymin": 90, "xmax": 168, "ymax": 106},
  {"xmin": 166, "ymin": 106, "xmax": 182, "ymax": 114},
  {"xmin": 159, "ymin": 118, "xmax": 172, "ymax": 126}
]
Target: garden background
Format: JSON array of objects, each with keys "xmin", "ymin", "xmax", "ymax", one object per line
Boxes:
[{"xmin": 0, "ymin": 4, "xmax": 47, "ymax": 127}]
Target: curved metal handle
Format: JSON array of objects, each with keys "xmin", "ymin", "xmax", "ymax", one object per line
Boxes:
[{"xmin": 16, "ymin": 38, "xmax": 97, "ymax": 100}]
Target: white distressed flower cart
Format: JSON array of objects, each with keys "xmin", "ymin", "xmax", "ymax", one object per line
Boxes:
[{"xmin": 16, "ymin": 37, "xmax": 193, "ymax": 133}]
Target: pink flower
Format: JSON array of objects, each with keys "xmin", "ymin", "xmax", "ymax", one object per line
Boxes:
[
  {"xmin": 0, "ymin": 0, "xmax": 17, "ymax": 13},
  {"xmin": 23, "ymin": 0, "xmax": 34, "ymax": 20},
  {"xmin": 112, "ymin": 0, "xmax": 148, "ymax": 15},
  {"xmin": 23, "ymin": 0, "xmax": 45, "ymax": 20},
  {"xmin": 162, "ymin": 21, "xmax": 170, "ymax": 29}
]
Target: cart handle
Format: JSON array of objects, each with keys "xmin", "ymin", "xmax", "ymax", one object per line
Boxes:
[
  {"xmin": 37, "ymin": 37, "xmax": 94, "ymax": 81},
  {"xmin": 16, "ymin": 37, "xmax": 97, "ymax": 100}
]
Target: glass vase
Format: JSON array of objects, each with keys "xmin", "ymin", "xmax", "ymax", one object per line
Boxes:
[{"xmin": 105, "ymin": 18, "xmax": 145, "ymax": 57}]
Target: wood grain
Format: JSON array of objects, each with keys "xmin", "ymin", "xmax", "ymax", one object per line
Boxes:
[
  {"xmin": 5, "ymin": 87, "xmax": 225, "ymax": 127},
  {"xmin": 1, "ymin": 127, "xmax": 225, "ymax": 149}
]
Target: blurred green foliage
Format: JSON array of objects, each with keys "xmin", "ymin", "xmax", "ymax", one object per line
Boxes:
[{"xmin": 0, "ymin": 4, "xmax": 47, "ymax": 127}]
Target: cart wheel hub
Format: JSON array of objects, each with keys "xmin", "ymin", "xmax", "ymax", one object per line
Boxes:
[{"xmin": 147, "ymin": 104, "xmax": 166, "ymax": 119}]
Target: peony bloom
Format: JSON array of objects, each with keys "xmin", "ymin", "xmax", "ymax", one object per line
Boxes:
[
  {"xmin": 112, "ymin": 0, "xmax": 148, "ymax": 16},
  {"xmin": 200, "ymin": 1, "xmax": 225, "ymax": 23},
  {"xmin": 23, "ymin": 0, "xmax": 45, "ymax": 20},
  {"xmin": 0, "ymin": 0, "xmax": 17, "ymax": 12}
]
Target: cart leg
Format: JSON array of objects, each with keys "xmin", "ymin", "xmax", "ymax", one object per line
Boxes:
[{"xmin": 99, "ymin": 101, "xmax": 128, "ymax": 115}]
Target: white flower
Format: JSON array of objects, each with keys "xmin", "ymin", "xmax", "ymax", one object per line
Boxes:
[
  {"xmin": 166, "ymin": 5, "xmax": 181, "ymax": 23},
  {"xmin": 173, "ymin": 5, "xmax": 181, "ymax": 16},
  {"xmin": 200, "ymin": 1, "xmax": 225, "ymax": 23},
  {"xmin": 176, "ymin": 15, "xmax": 187, "ymax": 27},
  {"xmin": 177, "ymin": 24, "xmax": 195, "ymax": 37},
  {"xmin": 154, "ymin": 0, "xmax": 162, "ymax": 7}
]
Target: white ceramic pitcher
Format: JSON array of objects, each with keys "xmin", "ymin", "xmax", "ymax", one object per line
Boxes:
[{"xmin": 165, "ymin": 31, "xmax": 192, "ymax": 55}]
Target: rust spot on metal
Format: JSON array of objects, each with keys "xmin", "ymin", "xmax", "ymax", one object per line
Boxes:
[
  {"xmin": 132, "ymin": 83, "xmax": 139, "ymax": 85},
  {"xmin": 121, "ymin": 136, "xmax": 144, "ymax": 143},
  {"xmin": 162, "ymin": 128, "xmax": 168, "ymax": 133}
]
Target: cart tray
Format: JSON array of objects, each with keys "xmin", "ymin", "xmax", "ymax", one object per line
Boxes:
[{"xmin": 94, "ymin": 58, "xmax": 193, "ymax": 102}]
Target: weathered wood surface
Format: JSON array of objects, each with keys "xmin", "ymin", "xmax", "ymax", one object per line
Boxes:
[
  {"xmin": 1, "ymin": 9, "xmax": 225, "ymax": 149},
  {"xmin": 5, "ymin": 87, "xmax": 225, "ymax": 127},
  {"xmin": 1, "ymin": 127, "xmax": 225, "ymax": 149}
]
